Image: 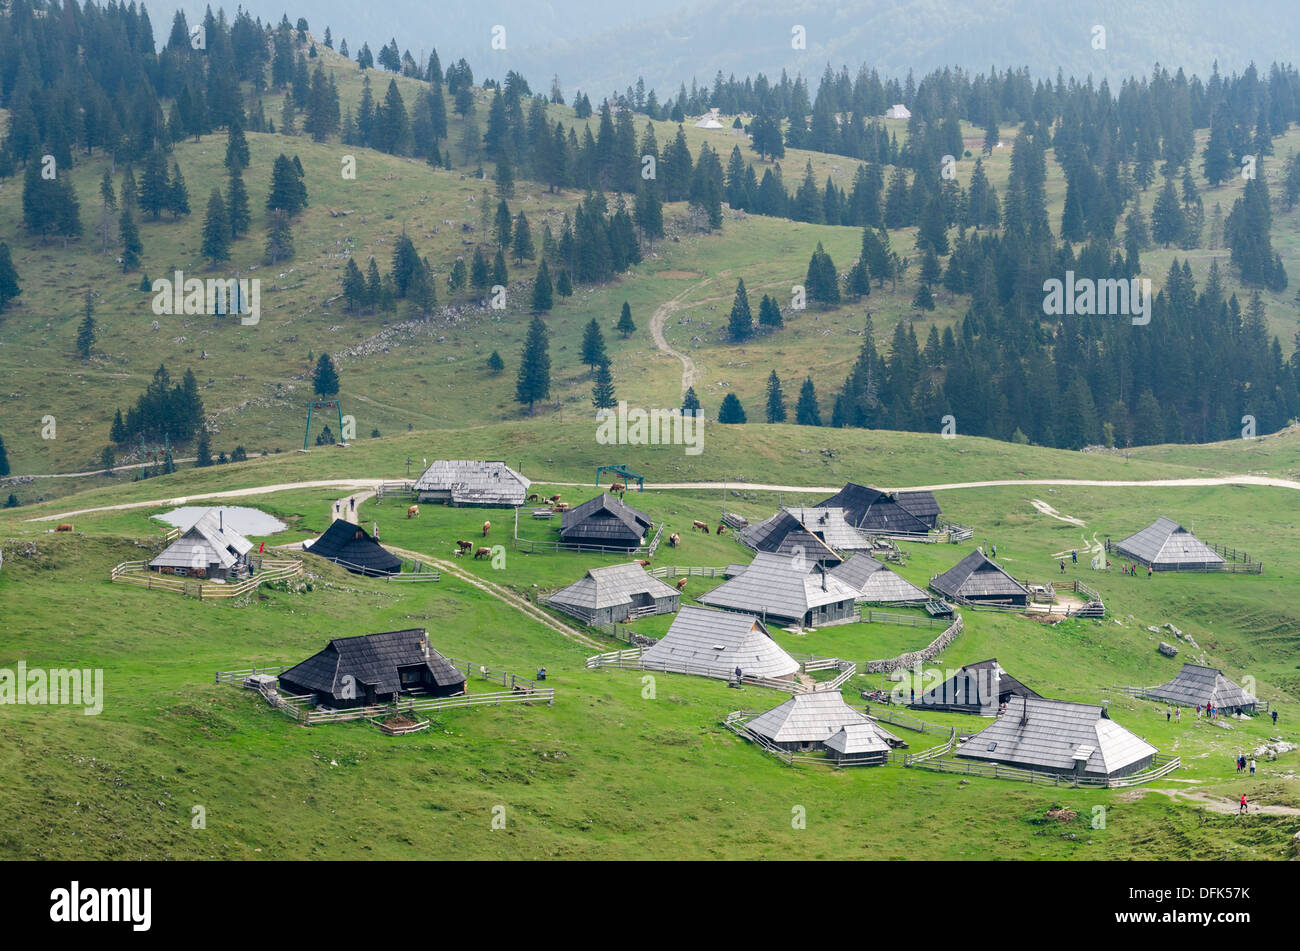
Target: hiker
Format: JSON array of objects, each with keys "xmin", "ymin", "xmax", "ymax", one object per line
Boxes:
[
  {"xmin": 1060, "ymin": 559, "xmax": 1066, "ymax": 574},
  {"xmin": 991, "ymin": 544, "xmax": 997, "ymax": 558},
  {"xmin": 1239, "ymin": 794, "xmax": 1248, "ymax": 813},
  {"xmin": 1147, "ymin": 565, "xmax": 1153, "ymax": 578},
  {"xmin": 733, "ymin": 666, "xmax": 743, "ymax": 684},
  {"xmin": 1166, "ymin": 706, "xmax": 1171, "ymax": 722},
  {"xmin": 1196, "ymin": 704, "xmax": 1202, "ymax": 719},
  {"xmin": 1072, "ymin": 550, "xmax": 1077, "ymax": 564},
  {"xmin": 350, "ymin": 497, "xmax": 355, "ymax": 511},
  {"xmin": 1272, "ymin": 709, "xmax": 1278, "ymax": 725},
  {"xmin": 1175, "ymin": 706, "xmax": 1181, "ymax": 723},
  {"xmin": 1249, "ymin": 758, "xmax": 1256, "ymax": 775},
  {"xmin": 536, "ymin": 667, "xmax": 546, "ymax": 681}
]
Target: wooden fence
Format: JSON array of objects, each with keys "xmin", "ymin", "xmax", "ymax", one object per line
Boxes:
[
  {"xmin": 648, "ymin": 565, "xmax": 729, "ymax": 579},
  {"xmin": 862, "ymin": 703, "xmax": 958, "ymax": 738},
  {"xmin": 512, "ymin": 524, "xmax": 663, "ymax": 556},
  {"xmin": 906, "ymin": 750, "xmax": 1182, "ymax": 787},
  {"xmin": 586, "ymin": 647, "xmax": 854, "ymax": 693},
  {"xmin": 112, "ymin": 559, "xmax": 303, "ymax": 599},
  {"xmin": 857, "ymin": 608, "xmax": 948, "ymax": 629}
]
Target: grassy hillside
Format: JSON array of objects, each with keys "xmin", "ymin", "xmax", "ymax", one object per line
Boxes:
[{"xmin": 1, "ymin": 424, "xmax": 1298, "ymax": 860}]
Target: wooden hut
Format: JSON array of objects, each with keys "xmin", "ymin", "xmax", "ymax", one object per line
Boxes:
[
  {"xmin": 744, "ymin": 692, "xmax": 903, "ymax": 761},
  {"xmin": 699, "ymin": 552, "xmax": 858, "ymax": 627},
  {"xmin": 278, "ymin": 629, "xmax": 466, "ymax": 708},
  {"xmin": 305, "ymin": 519, "xmax": 402, "ymax": 577},
  {"xmin": 559, "ymin": 493, "xmax": 653, "ymax": 550},
  {"xmin": 547, "ymin": 563, "xmax": 680, "ymax": 625},
  {"xmin": 815, "ymin": 482, "xmax": 940, "ymax": 536},
  {"xmin": 910, "ymin": 658, "xmax": 1041, "ymax": 714},
  {"xmin": 1145, "ymin": 663, "xmax": 1257, "ymax": 713},
  {"xmin": 413, "ymin": 460, "xmax": 530, "ymax": 507},
  {"xmin": 639, "ymin": 606, "xmax": 799, "ymax": 681},
  {"xmin": 1115, "ymin": 518, "xmax": 1224, "ymax": 571},
  {"xmin": 956, "ymin": 697, "xmax": 1157, "ymax": 779},
  {"xmin": 931, "ymin": 550, "xmax": 1029, "ymax": 606},
  {"xmin": 829, "ymin": 553, "xmax": 929, "ymax": 604},
  {"xmin": 149, "ymin": 509, "xmax": 252, "ymax": 580}
]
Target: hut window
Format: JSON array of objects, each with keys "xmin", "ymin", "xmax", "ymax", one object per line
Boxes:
[{"xmin": 987, "ymin": 742, "xmax": 997, "ymax": 751}]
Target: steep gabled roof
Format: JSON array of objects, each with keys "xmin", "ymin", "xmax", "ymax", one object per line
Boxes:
[
  {"xmin": 149, "ymin": 509, "xmax": 252, "ymax": 570},
  {"xmin": 738, "ymin": 510, "xmax": 844, "ymax": 561},
  {"xmin": 1115, "ymin": 517, "xmax": 1224, "ymax": 567},
  {"xmin": 560, "ymin": 493, "xmax": 652, "ymax": 542},
  {"xmin": 824, "ymin": 721, "xmax": 892, "ymax": 756},
  {"xmin": 830, "ymin": 554, "xmax": 929, "ymax": 603},
  {"xmin": 815, "ymin": 482, "xmax": 936, "ymax": 534},
  {"xmin": 305, "ymin": 519, "xmax": 402, "ymax": 575},
  {"xmin": 699, "ymin": 552, "xmax": 858, "ymax": 620},
  {"xmin": 956, "ymin": 696, "xmax": 1157, "ymax": 777},
  {"xmin": 895, "ymin": 490, "xmax": 941, "ymax": 521},
  {"xmin": 781, "ymin": 506, "xmax": 875, "ymax": 550},
  {"xmin": 1146, "ymin": 663, "xmax": 1257, "ymax": 709},
  {"xmin": 916, "ymin": 658, "xmax": 1041, "ymax": 710},
  {"xmin": 639, "ymin": 605, "xmax": 799, "ymax": 679},
  {"xmin": 932, "ymin": 550, "xmax": 1029, "ymax": 601},
  {"xmin": 413, "ymin": 460, "xmax": 531, "ymax": 505},
  {"xmin": 746, "ymin": 691, "xmax": 875, "ymax": 744},
  {"xmin": 280, "ymin": 629, "xmax": 465, "ymax": 699},
  {"xmin": 548, "ymin": 562, "xmax": 679, "ymax": 612}
]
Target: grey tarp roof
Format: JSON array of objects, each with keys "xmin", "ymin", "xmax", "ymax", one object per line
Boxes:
[
  {"xmin": 956, "ymin": 696, "xmax": 1157, "ymax": 777},
  {"xmin": 931, "ymin": 550, "xmax": 1030, "ymax": 601},
  {"xmin": 548, "ymin": 562, "xmax": 679, "ymax": 612},
  {"xmin": 279, "ymin": 629, "xmax": 465, "ymax": 700},
  {"xmin": 1115, "ymin": 517, "xmax": 1224, "ymax": 567},
  {"xmin": 746, "ymin": 691, "xmax": 894, "ymax": 745},
  {"xmin": 413, "ymin": 460, "xmax": 531, "ymax": 505},
  {"xmin": 699, "ymin": 552, "xmax": 858, "ymax": 621},
  {"xmin": 830, "ymin": 554, "xmax": 929, "ymax": 603},
  {"xmin": 150, "ymin": 509, "xmax": 252, "ymax": 570},
  {"xmin": 1145, "ymin": 663, "xmax": 1256, "ymax": 708},
  {"xmin": 560, "ymin": 493, "xmax": 653, "ymax": 544},
  {"xmin": 639, "ymin": 605, "xmax": 799, "ymax": 679},
  {"xmin": 916, "ymin": 658, "xmax": 1041, "ymax": 710}
]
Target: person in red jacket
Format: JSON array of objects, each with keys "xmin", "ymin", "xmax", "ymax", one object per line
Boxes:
[{"xmin": 1239, "ymin": 794, "xmax": 1248, "ymax": 813}]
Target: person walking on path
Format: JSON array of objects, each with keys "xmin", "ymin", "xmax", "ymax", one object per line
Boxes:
[
  {"xmin": 1175, "ymin": 706, "xmax": 1181, "ymax": 723},
  {"xmin": 1272, "ymin": 709, "xmax": 1278, "ymax": 725},
  {"xmin": 1072, "ymin": 550, "xmax": 1077, "ymax": 564},
  {"xmin": 1196, "ymin": 704, "xmax": 1202, "ymax": 719},
  {"xmin": 1060, "ymin": 559, "xmax": 1066, "ymax": 574},
  {"xmin": 1147, "ymin": 564, "xmax": 1153, "ymax": 578},
  {"xmin": 1240, "ymin": 794, "xmax": 1248, "ymax": 813},
  {"xmin": 1166, "ymin": 706, "xmax": 1172, "ymax": 722}
]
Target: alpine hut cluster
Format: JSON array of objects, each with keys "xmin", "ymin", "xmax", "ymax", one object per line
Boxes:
[{"xmin": 744, "ymin": 692, "xmax": 905, "ymax": 764}]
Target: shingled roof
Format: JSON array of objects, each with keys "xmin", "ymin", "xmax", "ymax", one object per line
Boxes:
[
  {"xmin": 150, "ymin": 509, "xmax": 252, "ymax": 570},
  {"xmin": 1145, "ymin": 663, "xmax": 1257, "ymax": 709},
  {"xmin": 746, "ymin": 691, "xmax": 891, "ymax": 745},
  {"xmin": 815, "ymin": 482, "xmax": 939, "ymax": 534},
  {"xmin": 548, "ymin": 562, "xmax": 679, "ymax": 613},
  {"xmin": 956, "ymin": 696, "xmax": 1157, "ymax": 778},
  {"xmin": 829, "ymin": 553, "xmax": 929, "ymax": 603},
  {"xmin": 558, "ymin": 493, "xmax": 653, "ymax": 549},
  {"xmin": 279, "ymin": 628, "xmax": 465, "ymax": 703},
  {"xmin": 639, "ymin": 605, "xmax": 799, "ymax": 679},
  {"xmin": 914, "ymin": 658, "xmax": 1041, "ymax": 713},
  {"xmin": 1115, "ymin": 518, "xmax": 1224, "ymax": 569},
  {"xmin": 413, "ymin": 460, "xmax": 531, "ymax": 505},
  {"xmin": 699, "ymin": 552, "xmax": 858, "ymax": 622},
  {"xmin": 305, "ymin": 519, "xmax": 402, "ymax": 576},
  {"xmin": 931, "ymin": 550, "xmax": 1029, "ymax": 603},
  {"xmin": 738, "ymin": 510, "xmax": 845, "ymax": 562}
]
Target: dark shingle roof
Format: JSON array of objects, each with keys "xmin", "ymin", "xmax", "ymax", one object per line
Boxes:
[
  {"xmin": 916, "ymin": 658, "xmax": 1041, "ymax": 711},
  {"xmin": 829, "ymin": 554, "xmax": 929, "ymax": 603},
  {"xmin": 560, "ymin": 494, "xmax": 653, "ymax": 544},
  {"xmin": 931, "ymin": 550, "xmax": 1029, "ymax": 601},
  {"xmin": 280, "ymin": 629, "xmax": 465, "ymax": 701},
  {"xmin": 305, "ymin": 520, "xmax": 402, "ymax": 576},
  {"xmin": 815, "ymin": 482, "xmax": 936, "ymax": 534}
]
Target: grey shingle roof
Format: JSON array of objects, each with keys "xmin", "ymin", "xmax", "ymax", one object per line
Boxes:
[
  {"xmin": 830, "ymin": 554, "xmax": 929, "ymax": 603},
  {"xmin": 956, "ymin": 696, "xmax": 1157, "ymax": 777},
  {"xmin": 640, "ymin": 605, "xmax": 799, "ymax": 679},
  {"xmin": 746, "ymin": 691, "xmax": 889, "ymax": 745},
  {"xmin": 699, "ymin": 552, "xmax": 858, "ymax": 622},
  {"xmin": 413, "ymin": 460, "xmax": 531, "ymax": 505},
  {"xmin": 931, "ymin": 550, "xmax": 1030, "ymax": 602},
  {"xmin": 559, "ymin": 493, "xmax": 653, "ymax": 546},
  {"xmin": 742, "ymin": 506, "xmax": 873, "ymax": 556},
  {"xmin": 824, "ymin": 721, "xmax": 892, "ymax": 755},
  {"xmin": 1115, "ymin": 517, "xmax": 1224, "ymax": 568},
  {"xmin": 305, "ymin": 520, "xmax": 402, "ymax": 576},
  {"xmin": 548, "ymin": 562, "xmax": 680, "ymax": 612},
  {"xmin": 1145, "ymin": 663, "xmax": 1257, "ymax": 709},
  {"xmin": 279, "ymin": 628, "xmax": 465, "ymax": 702},
  {"xmin": 739, "ymin": 510, "xmax": 842, "ymax": 561},
  {"xmin": 149, "ymin": 509, "xmax": 252, "ymax": 570}
]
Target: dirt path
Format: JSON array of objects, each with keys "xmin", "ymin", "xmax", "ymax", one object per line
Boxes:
[
  {"xmin": 383, "ymin": 543, "xmax": 604, "ymax": 651},
  {"xmin": 1140, "ymin": 787, "xmax": 1300, "ymax": 816},
  {"xmin": 330, "ymin": 489, "xmax": 375, "ymax": 525},
  {"xmin": 1031, "ymin": 498, "xmax": 1086, "ymax": 526},
  {"xmin": 649, "ymin": 280, "xmax": 713, "ymax": 398}
]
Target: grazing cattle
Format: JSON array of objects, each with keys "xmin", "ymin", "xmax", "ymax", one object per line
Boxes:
[
  {"xmin": 547, "ymin": 494, "xmax": 562, "ymax": 503},
  {"xmin": 406, "ymin": 505, "xmax": 420, "ymax": 519},
  {"xmin": 453, "ymin": 548, "xmax": 465, "ymax": 556},
  {"xmin": 675, "ymin": 578, "xmax": 688, "ymax": 591},
  {"xmin": 474, "ymin": 546, "xmax": 492, "ymax": 559},
  {"xmin": 527, "ymin": 493, "xmax": 540, "ymax": 502},
  {"xmin": 668, "ymin": 532, "xmax": 681, "ymax": 547},
  {"xmin": 481, "ymin": 520, "xmax": 491, "ymax": 537},
  {"xmin": 716, "ymin": 523, "xmax": 727, "ymax": 536},
  {"xmin": 553, "ymin": 502, "xmax": 570, "ymax": 513},
  {"xmin": 456, "ymin": 539, "xmax": 473, "ymax": 552},
  {"xmin": 692, "ymin": 520, "xmax": 710, "ymax": 533},
  {"xmin": 56, "ymin": 523, "xmax": 74, "ymax": 532},
  {"xmin": 611, "ymin": 482, "xmax": 625, "ymax": 492},
  {"xmin": 638, "ymin": 559, "xmax": 651, "ymax": 568}
]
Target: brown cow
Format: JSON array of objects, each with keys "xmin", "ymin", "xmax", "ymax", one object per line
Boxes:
[
  {"xmin": 675, "ymin": 578, "xmax": 688, "ymax": 591},
  {"xmin": 716, "ymin": 523, "xmax": 728, "ymax": 536},
  {"xmin": 554, "ymin": 502, "xmax": 571, "ymax": 513},
  {"xmin": 56, "ymin": 523, "xmax": 74, "ymax": 532},
  {"xmin": 611, "ymin": 482, "xmax": 625, "ymax": 492},
  {"xmin": 474, "ymin": 546, "xmax": 492, "ymax": 559},
  {"xmin": 638, "ymin": 559, "xmax": 651, "ymax": 568},
  {"xmin": 481, "ymin": 520, "xmax": 491, "ymax": 537},
  {"xmin": 668, "ymin": 532, "xmax": 681, "ymax": 547},
  {"xmin": 692, "ymin": 520, "xmax": 710, "ymax": 533},
  {"xmin": 547, "ymin": 494, "xmax": 562, "ymax": 503},
  {"xmin": 456, "ymin": 539, "xmax": 473, "ymax": 552},
  {"xmin": 527, "ymin": 493, "xmax": 540, "ymax": 502},
  {"xmin": 406, "ymin": 504, "xmax": 420, "ymax": 519}
]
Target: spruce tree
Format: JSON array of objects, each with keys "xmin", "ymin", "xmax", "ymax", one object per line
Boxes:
[
  {"xmin": 581, "ymin": 318, "xmax": 608, "ymax": 371},
  {"xmin": 531, "ymin": 260, "xmax": 553, "ymax": 312},
  {"xmin": 718, "ymin": 392, "xmax": 747, "ymax": 424},
  {"xmin": 470, "ymin": 247, "xmax": 490, "ymax": 290},
  {"xmin": 194, "ymin": 428, "xmax": 213, "ymax": 467},
  {"xmin": 556, "ymin": 269, "xmax": 573, "ymax": 297},
  {"xmin": 487, "ymin": 350, "xmax": 504, "ymax": 375},
  {"xmin": 591, "ymin": 359, "xmax": 616, "ymax": 410},
  {"xmin": 227, "ymin": 166, "xmax": 250, "ymax": 237},
  {"xmin": 168, "ymin": 163, "xmax": 191, "ymax": 218},
  {"xmin": 266, "ymin": 153, "xmax": 308, "ymax": 216},
  {"xmin": 0, "ymin": 242, "xmax": 21, "ymax": 311},
  {"xmin": 511, "ymin": 211, "xmax": 534, "ymax": 263},
  {"xmin": 342, "ymin": 258, "xmax": 367, "ymax": 310},
  {"xmin": 765, "ymin": 371, "xmax": 787, "ymax": 423},
  {"xmin": 265, "ymin": 208, "xmax": 295, "ymax": 263},
  {"xmin": 728, "ymin": 278, "xmax": 753, "ymax": 341},
  {"xmin": 795, "ymin": 377, "xmax": 821, "ymax": 425},
  {"xmin": 0, "ymin": 433, "xmax": 9, "ymax": 477},
  {"xmin": 682, "ymin": 386, "xmax": 701, "ymax": 416},
  {"xmin": 758, "ymin": 294, "xmax": 784, "ymax": 328},
  {"xmin": 515, "ymin": 315, "xmax": 551, "ymax": 410},
  {"xmin": 76, "ymin": 293, "xmax": 96, "ymax": 359},
  {"xmin": 312, "ymin": 352, "xmax": 340, "ymax": 397},
  {"xmin": 201, "ymin": 189, "xmax": 231, "ymax": 264},
  {"xmin": 616, "ymin": 301, "xmax": 636, "ymax": 337}
]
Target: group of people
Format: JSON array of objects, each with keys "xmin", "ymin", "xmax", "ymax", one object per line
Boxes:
[
  {"xmin": 1235, "ymin": 753, "xmax": 1256, "ymax": 775},
  {"xmin": 1119, "ymin": 562, "xmax": 1153, "ymax": 577}
]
